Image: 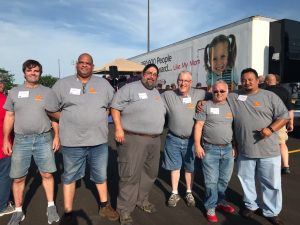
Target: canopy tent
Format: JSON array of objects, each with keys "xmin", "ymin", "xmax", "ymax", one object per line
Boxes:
[{"xmin": 93, "ymin": 58, "xmax": 144, "ymax": 75}]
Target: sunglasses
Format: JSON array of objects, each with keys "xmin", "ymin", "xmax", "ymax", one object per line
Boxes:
[{"xmin": 213, "ymin": 90, "xmax": 226, "ymax": 94}]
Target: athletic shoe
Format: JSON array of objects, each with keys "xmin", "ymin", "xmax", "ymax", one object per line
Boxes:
[
  {"xmin": 207, "ymin": 208, "xmax": 218, "ymax": 223},
  {"xmin": 0, "ymin": 202, "xmax": 15, "ymax": 217},
  {"xmin": 185, "ymin": 192, "xmax": 196, "ymax": 207},
  {"xmin": 99, "ymin": 204, "xmax": 119, "ymax": 221},
  {"xmin": 7, "ymin": 211, "xmax": 25, "ymax": 225},
  {"xmin": 47, "ymin": 205, "xmax": 60, "ymax": 224},
  {"xmin": 168, "ymin": 193, "xmax": 181, "ymax": 207}
]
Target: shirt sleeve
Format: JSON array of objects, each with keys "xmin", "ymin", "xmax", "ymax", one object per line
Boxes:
[
  {"xmin": 3, "ymin": 91, "xmax": 14, "ymax": 112},
  {"xmin": 194, "ymin": 104, "xmax": 207, "ymax": 121},
  {"xmin": 44, "ymin": 81, "xmax": 61, "ymax": 112},
  {"xmin": 110, "ymin": 85, "xmax": 131, "ymax": 111}
]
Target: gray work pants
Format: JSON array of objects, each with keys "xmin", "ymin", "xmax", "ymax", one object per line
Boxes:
[{"xmin": 116, "ymin": 133, "xmax": 161, "ymax": 214}]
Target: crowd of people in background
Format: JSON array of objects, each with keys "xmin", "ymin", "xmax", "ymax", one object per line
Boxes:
[{"xmin": 0, "ymin": 53, "xmax": 295, "ymax": 225}]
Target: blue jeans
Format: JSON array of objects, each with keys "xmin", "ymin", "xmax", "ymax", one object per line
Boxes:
[
  {"xmin": 10, "ymin": 131, "xmax": 56, "ymax": 178},
  {"xmin": 0, "ymin": 157, "xmax": 12, "ymax": 211},
  {"xmin": 201, "ymin": 143, "xmax": 234, "ymax": 210},
  {"xmin": 162, "ymin": 133, "xmax": 195, "ymax": 172},
  {"xmin": 62, "ymin": 143, "xmax": 108, "ymax": 184},
  {"xmin": 237, "ymin": 154, "xmax": 282, "ymax": 217}
]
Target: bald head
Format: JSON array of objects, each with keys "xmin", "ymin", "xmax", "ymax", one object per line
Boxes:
[{"xmin": 265, "ymin": 74, "xmax": 277, "ymax": 86}]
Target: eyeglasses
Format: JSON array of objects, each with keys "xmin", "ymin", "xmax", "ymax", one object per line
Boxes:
[
  {"xmin": 144, "ymin": 71, "xmax": 158, "ymax": 77},
  {"xmin": 177, "ymin": 79, "xmax": 191, "ymax": 83},
  {"xmin": 213, "ymin": 90, "xmax": 226, "ymax": 94}
]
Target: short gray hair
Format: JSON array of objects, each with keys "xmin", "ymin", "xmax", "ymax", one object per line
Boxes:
[
  {"xmin": 177, "ymin": 70, "xmax": 192, "ymax": 80},
  {"xmin": 213, "ymin": 80, "xmax": 228, "ymax": 91}
]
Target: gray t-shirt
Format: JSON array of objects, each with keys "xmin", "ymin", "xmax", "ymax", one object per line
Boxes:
[
  {"xmin": 194, "ymin": 100, "xmax": 233, "ymax": 144},
  {"xmin": 162, "ymin": 88, "xmax": 206, "ymax": 137},
  {"xmin": 46, "ymin": 75, "xmax": 114, "ymax": 147},
  {"xmin": 111, "ymin": 80, "xmax": 166, "ymax": 134},
  {"xmin": 4, "ymin": 84, "xmax": 52, "ymax": 135},
  {"xmin": 227, "ymin": 89, "xmax": 289, "ymax": 158}
]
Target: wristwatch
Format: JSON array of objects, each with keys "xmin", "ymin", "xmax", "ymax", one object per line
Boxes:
[{"xmin": 267, "ymin": 125, "xmax": 275, "ymax": 133}]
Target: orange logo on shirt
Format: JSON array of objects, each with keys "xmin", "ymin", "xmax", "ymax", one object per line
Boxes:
[
  {"xmin": 89, "ymin": 88, "xmax": 97, "ymax": 94},
  {"xmin": 35, "ymin": 95, "xmax": 44, "ymax": 101},
  {"xmin": 253, "ymin": 101, "xmax": 261, "ymax": 107},
  {"xmin": 186, "ymin": 103, "xmax": 194, "ymax": 109},
  {"xmin": 154, "ymin": 96, "xmax": 161, "ymax": 101},
  {"xmin": 225, "ymin": 112, "xmax": 233, "ymax": 118}
]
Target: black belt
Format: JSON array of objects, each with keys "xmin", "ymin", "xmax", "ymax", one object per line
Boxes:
[
  {"xmin": 202, "ymin": 140, "xmax": 229, "ymax": 147},
  {"xmin": 124, "ymin": 130, "xmax": 161, "ymax": 138},
  {"xmin": 169, "ymin": 131, "xmax": 191, "ymax": 139}
]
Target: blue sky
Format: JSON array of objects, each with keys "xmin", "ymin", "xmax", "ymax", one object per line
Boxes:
[{"xmin": 1, "ymin": 0, "xmax": 300, "ymax": 84}]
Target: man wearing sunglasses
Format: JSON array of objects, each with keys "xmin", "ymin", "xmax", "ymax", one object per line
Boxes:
[
  {"xmin": 161, "ymin": 70, "xmax": 208, "ymax": 208},
  {"xmin": 194, "ymin": 80, "xmax": 236, "ymax": 222}
]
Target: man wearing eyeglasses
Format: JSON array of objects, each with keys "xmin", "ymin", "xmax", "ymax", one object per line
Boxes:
[
  {"xmin": 46, "ymin": 53, "xmax": 119, "ymax": 224},
  {"xmin": 227, "ymin": 68, "xmax": 289, "ymax": 225},
  {"xmin": 194, "ymin": 80, "xmax": 236, "ymax": 223},
  {"xmin": 161, "ymin": 71, "xmax": 207, "ymax": 208},
  {"xmin": 111, "ymin": 64, "xmax": 166, "ymax": 225}
]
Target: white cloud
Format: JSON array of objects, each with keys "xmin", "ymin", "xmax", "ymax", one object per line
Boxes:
[{"xmin": 0, "ymin": 0, "xmax": 300, "ymax": 84}]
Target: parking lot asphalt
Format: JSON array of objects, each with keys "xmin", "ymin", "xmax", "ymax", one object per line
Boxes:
[{"xmin": 0, "ymin": 125, "xmax": 299, "ymax": 225}]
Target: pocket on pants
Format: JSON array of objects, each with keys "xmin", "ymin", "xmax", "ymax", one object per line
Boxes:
[{"xmin": 118, "ymin": 161, "xmax": 133, "ymax": 181}]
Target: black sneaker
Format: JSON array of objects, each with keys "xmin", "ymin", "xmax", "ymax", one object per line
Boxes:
[
  {"xmin": 266, "ymin": 216, "xmax": 285, "ymax": 225},
  {"xmin": 241, "ymin": 208, "xmax": 256, "ymax": 219},
  {"xmin": 59, "ymin": 212, "xmax": 73, "ymax": 225},
  {"xmin": 281, "ymin": 167, "xmax": 291, "ymax": 175}
]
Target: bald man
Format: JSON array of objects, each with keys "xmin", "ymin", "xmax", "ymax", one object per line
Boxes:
[{"xmin": 265, "ymin": 74, "xmax": 294, "ymax": 174}]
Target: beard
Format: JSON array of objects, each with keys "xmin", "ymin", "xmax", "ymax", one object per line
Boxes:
[{"xmin": 142, "ymin": 78, "xmax": 156, "ymax": 90}]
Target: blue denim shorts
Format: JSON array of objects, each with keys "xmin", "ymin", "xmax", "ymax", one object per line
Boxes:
[
  {"xmin": 162, "ymin": 133, "xmax": 195, "ymax": 172},
  {"xmin": 10, "ymin": 131, "xmax": 56, "ymax": 178},
  {"xmin": 62, "ymin": 143, "xmax": 108, "ymax": 184}
]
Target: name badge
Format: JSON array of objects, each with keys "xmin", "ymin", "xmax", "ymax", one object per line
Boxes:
[
  {"xmin": 138, "ymin": 93, "xmax": 148, "ymax": 99},
  {"xmin": 210, "ymin": 108, "xmax": 219, "ymax": 115},
  {"xmin": 70, "ymin": 88, "xmax": 81, "ymax": 95},
  {"xmin": 182, "ymin": 97, "xmax": 191, "ymax": 104},
  {"xmin": 18, "ymin": 91, "xmax": 29, "ymax": 98},
  {"xmin": 238, "ymin": 95, "xmax": 247, "ymax": 101}
]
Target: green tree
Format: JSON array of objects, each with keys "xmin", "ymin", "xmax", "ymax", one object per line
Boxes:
[
  {"xmin": 0, "ymin": 68, "xmax": 16, "ymax": 92},
  {"xmin": 39, "ymin": 74, "xmax": 59, "ymax": 88}
]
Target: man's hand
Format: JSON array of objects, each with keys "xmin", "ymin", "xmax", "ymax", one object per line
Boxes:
[
  {"xmin": 115, "ymin": 128, "xmax": 125, "ymax": 144},
  {"xmin": 232, "ymin": 145, "xmax": 237, "ymax": 159},
  {"xmin": 258, "ymin": 127, "xmax": 273, "ymax": 139},
  {"xmin": 195, "ymin": 145, "xmax": 205, "ymax": 159},
  {"xmin": 52, "ymin": 135, "xmax": 60, "ymax": 152},
  {"xmin": 2, "ymin": 138, "xmax": 12, "ymax": 156},
  {"xmin": 196, "ymin": 100, "xmax": 207, "ymax": 113},
  {"xmin": 287, "ymin": 121, "xmax": 294, "ymax": 132}
]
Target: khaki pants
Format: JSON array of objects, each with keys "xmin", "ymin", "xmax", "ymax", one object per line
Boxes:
[{"xmin": 117, "ymin": 133, "xmax": 161, "ymax": 214}]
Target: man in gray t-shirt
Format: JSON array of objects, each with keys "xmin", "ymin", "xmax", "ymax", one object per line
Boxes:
[
  {"xmin": 46, "ymin": 53, "xmax": 119, "ymax": 223},
  {"xmin": 111, "ymin": 64, "xmax": 166, "ymax": 225},
  {"xmin": 227, "ymin": 68, "xmax": 289, "ymax": 225},
  {"xmin": 161, "ymin": 70, "xmax": 206, "ymax": 208},
  {"xmin": 194, "ymin": 80, "xmax": 235, "ymax": 222},
  {"xmin": 2, "ymin": 60, "xmax": 60, "ymax": 224}
]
